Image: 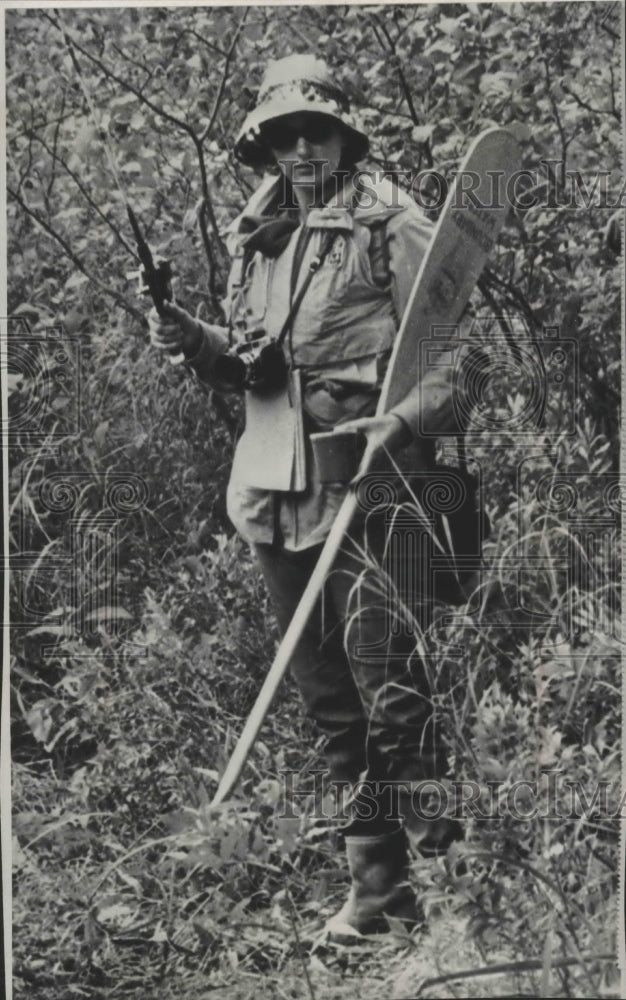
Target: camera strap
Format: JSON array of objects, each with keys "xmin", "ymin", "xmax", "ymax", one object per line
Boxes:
[{"xmin": 275, "ymin": 229, "xmax": 338, "ymax": 353}]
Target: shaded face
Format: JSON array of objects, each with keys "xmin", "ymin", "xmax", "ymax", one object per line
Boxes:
[{"xmin": 263, "ymin": 112, "xmax": 346, "ymax": 193}]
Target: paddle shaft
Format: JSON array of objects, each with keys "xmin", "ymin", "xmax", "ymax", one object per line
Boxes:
[{"xmin": 211, "ymin": 491, "xmax": 358, "ymax": 805}]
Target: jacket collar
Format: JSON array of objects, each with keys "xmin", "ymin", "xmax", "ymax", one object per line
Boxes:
[{"xmin": 223, "ymin": 172, "xmax": 407, "ymax": 256}]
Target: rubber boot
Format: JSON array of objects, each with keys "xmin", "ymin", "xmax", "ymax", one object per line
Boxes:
[
  {"xmin": 405, "ymin": 818, "xmax": 464, "ymax": 859},
  {"xmin": 324, "ymin": 828, "xmax": 420, "ymax": 938}
]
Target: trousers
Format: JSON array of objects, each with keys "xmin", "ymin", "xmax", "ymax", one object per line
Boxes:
[{"xmin": 254, "ymin": 517, "xmax": 444, "ymax": 835}]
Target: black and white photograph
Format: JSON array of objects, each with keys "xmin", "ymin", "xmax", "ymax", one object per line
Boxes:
[{"xmin": 3, "ymin": 1, "xmax": 623, "ymax": 997}]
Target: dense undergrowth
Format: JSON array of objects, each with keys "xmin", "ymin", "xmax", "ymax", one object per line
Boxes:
[{"xmin": 7, "ymin": 3, "xmax": 622, "ymax": 998}]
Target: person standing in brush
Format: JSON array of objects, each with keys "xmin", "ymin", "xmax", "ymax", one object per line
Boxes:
[{"xmin": 148, "ymin": 54, "xmax": 463, "ymax": 936}]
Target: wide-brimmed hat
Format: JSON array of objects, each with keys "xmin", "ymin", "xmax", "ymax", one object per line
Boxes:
[{"xmin": 234, "ymin": 54, "xmax": 369, "ymax": 168}]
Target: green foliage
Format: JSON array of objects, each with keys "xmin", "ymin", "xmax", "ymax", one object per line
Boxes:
[{"xmin": 7, "ymin": 3, "xmax": 621, "ymax": 999}]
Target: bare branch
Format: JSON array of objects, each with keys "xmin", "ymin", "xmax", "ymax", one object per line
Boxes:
[
  {"xmin": 44, "ymin": 10, "xmax": 194, "ymax": 137},
  {"xmin": 368, "ymin": 12, "xmax": 420, "ymax": 125},
  {"xmin": 394, "ymin": 9, "xmax": 427, "ymax": 45},
  {"xmin": 25, "ymin": 129, "xmax": 135, "ymax": 256},
  {"xmin": 562, "ymin": 81, "xmax": 621, "ymax": 121},
  {"xmin": 183, "ymin": 28, "xmax": 228, "ymax": 60},
  {"xmin": 108, "ymin": 40, "xmax": 160, "ymax": 101},
  {"xmin": 45, "ymin": 9, "xmax": 228, "ymax": 305},
  {"xmin": 11, "ymin": 111, "xmax": 77, "ymax": 142},
  {"xmin": 46, "ymin": 90, "xmax": 66, "ymax": 202},
  {"xmin": 8, "ymin": 184, "xmax": 143, "ymax": 322},
  {"xmin": 191, "ymin": 132, "xmax": 229, "ymax": 308},
  {"xmin": 199, "ymin": 7, "xmax": 250, "ymax": 145},
  {"xmin": 542, "ymin": 57, "xmax": 576, "ymax": 179}
]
